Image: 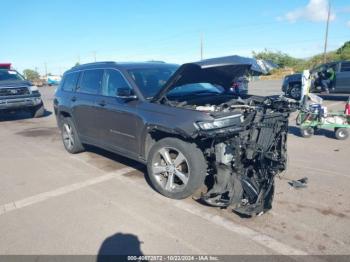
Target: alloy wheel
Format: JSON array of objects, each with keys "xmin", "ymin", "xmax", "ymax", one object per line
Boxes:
[
  {"xmin": 151, "ymin": 147, "xmax": 190, "ymax": 192},
  {"xmin": 62, "ymin": 123, "xmax": 74, "ymax": 150}
]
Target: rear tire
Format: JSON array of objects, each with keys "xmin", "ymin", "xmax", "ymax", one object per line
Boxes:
[
  {"xmin": 300, "ymin": 127, "xmax": 314, "ymax": 138},
  {"xmin": 288, "ymin": 84, "xmax": 301, "ymax": 100},
  {"xmin": 335, "ymin": 128, "xmax": 349, "ymax": 140},
  {"xmin": 147, "ymin": 137, "xmax": 207, "ymax": 199},
  {"xmin": 60, "ymin": 117, "xmax": 85, "ymax": 153}
]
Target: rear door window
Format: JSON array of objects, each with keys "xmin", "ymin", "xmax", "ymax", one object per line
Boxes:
[
  {"xmin": 61, "ymin": 72, "xmax": 79, "ymax": 92},
  {"xmin": 78, "ymin": 69, "xmax": 104, "ymax": 95}
]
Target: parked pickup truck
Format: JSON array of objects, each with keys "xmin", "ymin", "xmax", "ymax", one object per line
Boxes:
[
  {"xmin": 0, "ymin": 64, "xmax": 45, "ymax": 118},
  {"xmin": 282, "ymin": 60, "xmax": 350, "ymax": 99}
]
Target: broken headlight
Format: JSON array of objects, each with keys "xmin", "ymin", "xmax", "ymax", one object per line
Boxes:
[{"xmin": 196, "ymin": 114, "xmax": 242, "ymax": 130}]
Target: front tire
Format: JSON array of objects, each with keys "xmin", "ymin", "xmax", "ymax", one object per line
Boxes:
[
  {"xmin": 60, "ymin": 117, "xmax": 85, "ymax": 154},
  {"xmin": 147, "ymin": 137, "xmax": 207, "ymax": 199}
]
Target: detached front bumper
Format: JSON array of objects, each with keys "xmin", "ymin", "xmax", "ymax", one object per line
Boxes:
[{"xmin": 0, "ymin": 95, "xmax": 42, "ymax": 111}]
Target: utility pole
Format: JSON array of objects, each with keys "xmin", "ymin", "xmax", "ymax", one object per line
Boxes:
[
  {"xmin": 44, "ymin": 62, "xmax": 47, "ymax": 77},
  {"xmin": 92, "ymin": 51, "xmax": 97, "ymax": 62},
  {"xmin": 323, "ymin": 0, "xmax": 331, "ymax": 63},
  {"xmin": 200, "ymin": 33, "xmax": 204, "ymax": 61}
]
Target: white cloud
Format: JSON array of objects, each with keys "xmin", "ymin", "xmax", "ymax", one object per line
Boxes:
[{"xmin": 282, "ymin": 0, "xmax": 335, "ymax": 22}]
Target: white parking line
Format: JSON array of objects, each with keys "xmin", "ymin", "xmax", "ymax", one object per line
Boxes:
[
  {"xmin": 74, "ymin": 155, "xmax": 309, "ymax": 255},
  {"xmin": 0, "ymin": 167, "xmax": 134, "ymax": 216},
  {"xmin": 172, "ymin": 201, "xmax": 308, "ymax": 255},
  {"xmin": 1, "ymin": 153, "xmax": 308, "ymax": 255}
]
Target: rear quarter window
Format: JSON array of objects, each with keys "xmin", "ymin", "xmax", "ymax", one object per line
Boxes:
[
  {"xmin": 62, "ymin": 72, "xmax": 79, "ymax": 92},
  {"xmin": 340, "ymin": 62, "xmax": 350, "ymax": 72}
]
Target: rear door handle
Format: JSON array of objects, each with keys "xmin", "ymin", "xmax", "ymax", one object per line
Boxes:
[
  {"xmin": 71, "ymin": 96, "xmax": 77, "ymax": 102},
  {"xmin": 98, "ymin": 100, "xmax": 106, "ymax": 107}
]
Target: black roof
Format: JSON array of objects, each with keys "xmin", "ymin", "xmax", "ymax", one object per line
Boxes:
[{"xmin": 67, "ymin": 61, "xmax": 178, "ymax": 73}]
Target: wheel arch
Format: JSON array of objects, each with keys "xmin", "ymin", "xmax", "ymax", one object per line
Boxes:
[
  {"xmin": 57, "ymin": 109, "xmax": 73, "ymax": 128},
  {"xmin": 141, "ymin": 125, "xmax": 195, "ymax": 161},
  {"xmin": 59, "ymin": 110, "xmax": 72, "ymax": 118}
]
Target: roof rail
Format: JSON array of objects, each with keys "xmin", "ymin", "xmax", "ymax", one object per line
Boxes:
[
  {"xmin": 146, "ymin": 60, "xmax": 165, "ymax": 63},
  {"xmin": 72, "ymin": 61, "xmax": 117, "ymax": 69}
]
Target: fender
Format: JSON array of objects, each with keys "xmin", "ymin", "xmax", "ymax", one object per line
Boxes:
[
  {"xmin": 139, "ymin": 123, "xmax": 194, "ymax": 160},
  {"xmin": 56, "ymin": 107, "xmax": 76, "ymax": 128}
]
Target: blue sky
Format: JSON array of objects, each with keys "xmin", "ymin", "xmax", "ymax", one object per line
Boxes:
[{"xmin": 1, "ymin": 0, "xmax": 349, "ymax": 75}]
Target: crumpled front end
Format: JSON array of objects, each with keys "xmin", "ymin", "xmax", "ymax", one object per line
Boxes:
[{"xmin": 198, "ymin": 97, "xmax": 297, "ymax": 216}]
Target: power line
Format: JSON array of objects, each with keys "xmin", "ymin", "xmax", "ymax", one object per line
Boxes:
[
  {"xmin": 200, "ymin": 33, "xmax": 204, "ymax": 60},
  {"xmin": 72, "ymin": 22, "xmax": 283, "ymax": 60}
]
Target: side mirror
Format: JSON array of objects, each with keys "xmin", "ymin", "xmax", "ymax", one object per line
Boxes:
[{"xmin": 116, "ymin": 87, "xmax": 137, "ymax": 100}]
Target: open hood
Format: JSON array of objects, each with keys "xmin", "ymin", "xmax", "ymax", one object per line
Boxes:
[{"xmin": 152, "ymin": 56, "xmax": 265, "ymax": 102}]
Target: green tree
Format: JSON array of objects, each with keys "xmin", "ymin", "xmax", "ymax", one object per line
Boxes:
[
  {"xmin": 303, "ymin": 41, "xmax": 350, "ymax": 70},
  {"xmin": 335, "ymin": 41, "xmax": 350, "ymax": 60},
  {"xmin": 252, "ymin": 40, "xmax": 350, "ymax": 75},
  {"xmin": 23, "ymin": 69, "xmax": 40, "ymax": 81},
  {"xmin": 252, "ymin": 49, "xmax": 303, "ymax": 68}
]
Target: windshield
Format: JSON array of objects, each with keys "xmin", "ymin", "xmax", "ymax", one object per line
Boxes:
[
  {"xmin": 0, "ymin": 69, "xmax": 25, "ymax": 81},
  {"xmin": 128, "ymin": 66, "xmax": 178, "ymax": 98}
]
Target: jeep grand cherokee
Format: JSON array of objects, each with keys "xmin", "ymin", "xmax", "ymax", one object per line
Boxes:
[{"xmin": 54, "ymin": 60, "xmax": 297, "ymax": 216}]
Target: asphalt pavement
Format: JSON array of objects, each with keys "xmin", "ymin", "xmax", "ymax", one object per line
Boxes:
[{"xmin": 0, "ymin": 81, "xmax": 349, "ymax": 257}]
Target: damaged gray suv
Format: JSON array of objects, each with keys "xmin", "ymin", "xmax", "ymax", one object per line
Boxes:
[{"xmin": 54, "ymin": 60, "xmax": 297, "ymax": 216}]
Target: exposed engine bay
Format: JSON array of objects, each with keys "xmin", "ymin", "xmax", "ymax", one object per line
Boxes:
[{"xmin": 163, "ymin": 95, "xmax": 299, "ymax": 216}]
